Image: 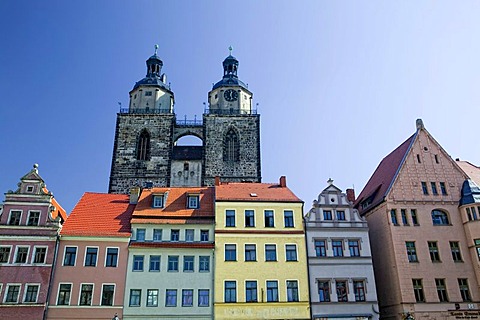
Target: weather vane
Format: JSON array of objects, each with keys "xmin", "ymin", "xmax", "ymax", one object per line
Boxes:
[
  {"xmin": 154, "ymin": 44, "xmax": 159, "ymax": 55},
  {"xmin": 228, "ymin": 46, "xmax": 233, "ymax": 55}
]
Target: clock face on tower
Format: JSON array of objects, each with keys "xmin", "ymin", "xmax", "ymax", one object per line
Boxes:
[{"xmin": 224, "ymin": 89, "xmax": 238, "ymax": 101}]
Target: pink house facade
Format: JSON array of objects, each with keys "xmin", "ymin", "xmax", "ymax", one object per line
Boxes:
[
  {"xmin": 0, "ymin": 165, "xmax": 67, "ymax": 320},
  {"xmin": 46, "ymin": 192, "xmax": 133, "ymax": 320}
]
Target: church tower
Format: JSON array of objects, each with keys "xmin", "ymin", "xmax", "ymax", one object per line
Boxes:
[
  {"xmin": 108, "ymin": 47, "xmax": 261, "ymax": 193},
  {"xmin": 202, "ymin": 51, "xmax": 261, "ymax": 185}
]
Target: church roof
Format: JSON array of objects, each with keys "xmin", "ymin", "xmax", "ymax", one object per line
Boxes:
[
  {"xmin": 216, "ymin": 182, "xmax": 302, "ymax": 203},
  {"xmin": 61, "ymin": 192, "xmax": 133, "ymax": 237},
  {"xmin": 460, "ymin": 179, "xmax": 480, "ymax": 205}
]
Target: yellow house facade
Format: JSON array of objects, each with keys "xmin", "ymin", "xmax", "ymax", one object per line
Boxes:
[{"xmin": 214, "ymin": 177, "xmax": 310, "ymax": 320}]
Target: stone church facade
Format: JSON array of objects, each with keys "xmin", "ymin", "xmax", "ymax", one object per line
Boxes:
[{"xmin": 108, "ymin": 48, "xmax": 261, "ymax": 193}]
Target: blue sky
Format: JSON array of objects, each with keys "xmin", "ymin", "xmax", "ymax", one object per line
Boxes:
[{"xmin": 1, "ymin": 1, "xmax": 480, "ymax": 212}]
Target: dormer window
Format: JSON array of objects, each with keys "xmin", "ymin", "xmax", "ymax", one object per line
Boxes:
[
  {"xmin": 26, "ymin": 185, "xmax": 34, "ymax": 193},
  {"xmin": 187, "ymin": 195, "xmax": 199, "ymax": 209},
  {"xmin": 153, "ymin": 194, "xmax": 165, "ymax": 208}
]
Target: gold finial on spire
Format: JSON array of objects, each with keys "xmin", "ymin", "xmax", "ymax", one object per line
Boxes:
[{"xmin": 154, "ymin": 44, "xmax": 159, "ymax": 55}]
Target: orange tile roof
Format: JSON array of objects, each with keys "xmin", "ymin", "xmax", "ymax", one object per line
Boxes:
[
  {"xmin": 41, "ymin": 186, "xmax": 67, "ymax": 222},
  {"xmin": 133, "ymin": 187, "xmax": 215, "ymax": 220},
  {"xmin": 215, "ymin": 182, "xmax": 302, "ymax": 202},
  {"xmin": 457, "ymin": 161, "xmax": 480, "ymax": 186},
  {"xmin": 61, "ymin": 192, "xmax": 133, "ymax": 237}
]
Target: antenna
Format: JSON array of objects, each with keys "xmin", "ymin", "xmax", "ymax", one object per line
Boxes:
[{"xmin": 154, "ymin": 44, "xmax": 159, "ymax": 55}]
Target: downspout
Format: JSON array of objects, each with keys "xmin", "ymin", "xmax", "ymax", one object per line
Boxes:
[
  {"xmin": 302, "ymin": 202, "xmax": 313, "ymax": 320},
  {"xmin": 44, "ymin": 233, "xmax": 60, "ymax": 320}
]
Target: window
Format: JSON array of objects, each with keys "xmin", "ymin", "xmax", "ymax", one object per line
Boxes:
[
  {"xmin": 57, "ymin": 284, "xmax": 72, "ymax": 305},
  {"xmin": 24, "ymin": 284, "xmax": 39, "ymax": 303},
  {"xmin": 129, "ymin": 289, "xmax": 141, "ymax": 307},
  {"xmin": 323, "ymin": 210, "xmax": 332, "ymax": 220},
  {"xmin": 435, "ymin": 154, "xmax": 439, "ymax": 163},
  {"xmin": 185, "ymin": 229, "xmax": 194, "ymax": 242},
  {"xmin": 226, "ymin": 210, "xmax": 236, "ymax": 227},
  {"xmin": 411, "ymin": 209, "xmax": 419, "ymax": 225},
  {"xmin": 336, "ymin": 210, "xmax": 346, "ymax": 221},
  {"xmin": 266, "ymin": 281, "xmax": 279, "ymax": 302},
  {"xmin": 432, "ymin": 210, "xmax": 449, "ymax": 225},
  {"xmin": 450, "ymin": 241, "xmax": 462, "ymax": 262},
  {"xmin": 348, "ymin": 240, "xmax": 360, "ymax": 257},
  {"xmin": 136, "ymin": 229, "xmax": 146, "ymax": 241},
  {"xmin": 84, "ymin": 247, "xmax": 98, "ymax": 266},
  {"xmin": 27, "ymin": 211, "xmax": 40, "ymax": 226},
  {"xmin": 153, "ymin": 194, "xmax": 164, "ymax": 208},
  {"xmin": 353, "ymin": 280, "xmax": 366, "ymax": 302},
  {"xmin": 5, "ymin": 285, "xmax": 20, "ymax": 303},
  {"xmin": 33, "ymin": 247, "xmax": 47, "ymax": 264},
  {"xmin": 224, "ymin": 281, "xmax": 236, "ymax": 302},
  {"xmin": 264, "ymin": 210, "xmax": 275, "ymax": 227},
  {"xmin": 406, "ymin": 242, "xmax": 418, "ymax": 262},
  {"xmin": 182, "ymin": 289, "xmax": 193, "ymax": 307},
  {"xmin": 184, "ymin": 256, "xmax": 194, "ymax": 272},
  {"xmin": 473, "ymin": 207, "xmax": 479, "ymax": 220},
  {"xmin": 390, "ymin": 209, "xmax": 399, "ymax": 225},
  {"xmin": 145, "ymin": 91, "xmax": 152, "ymax": 96},
  {"xmin": 431, "ymin": 182, "xmax": 438, "ymax": 195},
  {"xmin": 412, "ymin": 279, "xmax": 425, "ymax": 302},
  {"xmin": 170, "ymin": 229, "xmax": 180, "ymax": 241},
  {"xmin": 401, "ymin": 209, "xmax": 408, "ymax": 225},
  {"xmin": 168, "ymin": 256, "xmax": 179, "ymax": 271},
  {"xmin": 318, "ymin": 281, "xmax": 330, "ymax": 302},
  {"xmin": 64, "ymin": 247, "xmax": 77, "ymax": 266},
  {"xmin": 336, "ymin": 281, "xmax": 348, "ymax": 302},
  {"xmin": 200, "ymin": 230, "xmax": 209, "ymax": 241},
  {"xmin": 421, "ymin": 182, "xmax": 429, "ymax": 195},
  {"xmin": 199, "ymin": 256, "xmax": 210, "ymax": 272},
  {"xmin": 475, "ymin": 239, "xmax": 480, "ymax": 260},
  {"xmin": 166, "ymin": 289, "xmax": 177, "ymax": 306},
  {"xmin": 435, "ymin": 278, "xmax": 448, "ymax": 302},
  {"xmin": 225, "ymin": 244, "xmax": 236, "ymax": 261},
  {"xmin": 246, "ymin": 281, "xmax": 257, "ymax": 302},
  {"xmin": 133, "ymin": 255, "xmax": 144, "ymax": 271},
  {"xmin": 284, "ymin": 210, "xmax": 294, "ymax": 227},
  {"xmin": 245, "ymin": 210, "xmax": 255, "ymax": 227},
  {"xmin": 105, "ymin": 248, "xmax": 118, "ymax": 267},
  {"xmin": 146, "ymin": 289, "xmax": 158, "ymax": 307},
  {"xmin": 153, "ymin": 229, "xmax": 162, "ymax": 241},
  {"xmin": 8, "ymin": 211, "xmax": 21, "ymax": 225},
  {"xmin": 332, "ymin": 240, "xmax": 343, "ymax": 257},
  {"xmin": 224, "ymin": 129, "xmax": 239, "ymax": 162},
  {"xmin": 286, "ymin": 244, "xmax": 297, "ymax": 261},
  {"xmin": 245, "ymin": 244, "xmax": 256, "ymax": 261},
  {"xmin": 458, "ymin": 279, "xmax": 472, "ymax": 302},
  {"xmin": 198, "ymin": 289, "xmax": 209, "ymax": 307},
  {"xmin": 440, "ymin": 182, "xmax": 447, "ymax": 195},
  {"xmin": 26, "ymin": 185, "xmax": 34, "ymax": 192},
  {"xmin": 286, "ymin": 280, "xmax": 299, "ymax": 302},
  {"xmin": 187, "ymin": 195, "xmax": 199, "ymax": 209},
  {"xmin": 428, "ymin": 241, "xmax": 440, "ymax": 262},
  {"xmin": 15, "ymin": 247, "xmax": 29, "ymax": 263},
  {"xmin": 265, "ymin": 244, "xmax": 277, "ymax": 261},
  {"xmin": 149, "ymin": 255, "xmax": 161, "ymax": 272},
  {"xmin": 417, "ymin": 154, "xmax": 421, "ymax": 163},
  {"xmin": 0, "ymin": 247, "xmax": 11, "ymax": 263},
  {"xmin": 79, "ymin": 284, "xmax": 93, "ymax": 305},
  {"xmin": 101, "ymin": 285, "xmax": 115, "ymax": 306},
  {"xmin": 137, "ymin": 130, "xmax": 151, "ymax": 161},
  {"xmin": 315, "ymin": 240, "xmax": 327, "ymax": 257}
]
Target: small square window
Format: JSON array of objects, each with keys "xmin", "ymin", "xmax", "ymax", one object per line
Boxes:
[
  {"xmin": 15, "ymin": 247, "xmax": 29, "ymax": 263},
  {"xmin": 171, "ymin": 230, "xmax": 180, "ymax": 241},
  {"xmin": 336, "ymin": 210, "xmax": 346, "ymax": 221},
  {"xmin": 24, "ymin": 284, "xmax": 39, "ymax": 303},
  {"xmin": 153, "ymin": 195, "xmax": 164, "ymax": 208},
  {"xmin": 200, "ymin": 230, "xmax": 209, "ymax": 241},
  {"xmin": 0, "ymin": 247, "xmax": 11, "ymax": 263},
  {"xmin": 153, "ymin": 229, "xmax": 162, "ymax": 241},
  {"xmin": 27, "ymin": 211, "xmax": 40, "ymax": 226},
  {"xmin": 145, "ymin": 91, "xmax": 153, "ymax": 96},
  {"xmin": 133, "ymin": 255, "xmax": 144, "ymax": 271},
  {"xmin": 5, "ymin": 285, "xmax": 21, "ymax": 303},
  {"xmin": 187, "ymin": 195, "xmax": 199, "ymax": 209},
  {"xmin": 33, "ymin": 247, "xmax": 47, "ymax": 264},
  {"xmin": 136, "ymin": 229, "xmax": 146, "ymax": 242},
  {"xmin": 8, "ymin": 211, "xmax": 22, "ymax": 225},
  {"xmin": 323, "ymin": 210, "xmax": 332, "ymax": 220},
  {"xmin": 168, "ymin": 256, "xmax": 179, "ymax": 271},
  {"xmin": 26, "ymin": 185, "xmax": 34, "ymax": 193},
  {"xmin": 265, "ymin": 244, "xmax": 277, "ymax": 261},
  {"xmin": 185, "ymin": 229, "xmax": 194, "ymax": 242}
]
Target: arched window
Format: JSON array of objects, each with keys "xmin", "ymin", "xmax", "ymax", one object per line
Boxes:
[
  {"xmin": 136, "ymin": 130, "xmax": 151, "ymax": 161},
  {"xmin": 224, "ymin": 129, "xmax": 239, "ymax": 162},
  {"xmin": 431, "ymin": 209, "xmax": 449, "ymax": 225}
]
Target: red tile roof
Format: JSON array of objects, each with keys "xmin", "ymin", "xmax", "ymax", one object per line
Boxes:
[
  {"xmin": 355, "ymin": 133, "xmax": 416, "ymax": 214},
  {"xmin": 133, "ymin": 187, "xmax": 214, "ymax": 221},
  {"xmin": 51, "ymin": 197, "xmax": 67, "ymax": 222},
  {"xmin": 457, "ymin": 161, "xmax": 480, "ymax": 186},
  {"xmin": 61, "ymin": 192, "xmax": 133, "ymax": 237},
  {"xmin": 216, "ymin": 182, "xmax": 302, "ymax": 202}
]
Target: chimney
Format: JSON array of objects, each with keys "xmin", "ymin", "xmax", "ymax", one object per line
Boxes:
[
  {"xmin": 279, "ymin": 176, "xmax": 287, "ymax": 188},
  {"xmin": 215, "ymin": 176, "xmax": 220, "ymax": 186},
  {"xmin": 346, "ymin": 188, "xmax": 355, "ymax": 202},
  {"xmin": 130, "ymin": 187, "xmax": 141, "ymax": 204}
]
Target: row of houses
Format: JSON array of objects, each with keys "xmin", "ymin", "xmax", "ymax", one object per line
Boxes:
[{"xmin": 1, "ymin": 119, "xmax": 480, "ymax": 320}]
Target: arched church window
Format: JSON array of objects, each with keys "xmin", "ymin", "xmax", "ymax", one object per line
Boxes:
[
  {"xmin": 431, "ymin": 209, "xmax": 449, "ymax": 225},
  {"xmin": 224, "ymin": 129, "xmax": 239, "ymax": 162},
  {"xmin": 136, "ymin": 130, "xmax": 151, "ymax": 161}
]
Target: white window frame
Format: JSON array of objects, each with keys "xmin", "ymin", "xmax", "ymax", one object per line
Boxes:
[
  {"xmin": 56, "ymin": 282, "xmax": 73, "ymax": 305},
  {"xmin": 4, "ymin": 283, "xmax": 22, "ymax": 303},
  {"xmin": 78, "ymin": 283, "xmax": 95, "ymax": 306},
  {"xmin": 135, "ymin": 228, "xmax": 146, "ymax": 242},
  {"xmin": 62, "ymin": 245, "xmax": 78, "ymax": 266},
  {"xmin": 100, "ymin": 283, "xmax": 116, "ymax": 306},
  {"xmin": 104, "ymin": 247, "xmax": 120, "ymax": 267},
  {"xmin": 84, "ymin": 246, "xmax": 99, "ymax": 267},
  {"xmin": 153, "ymin": 194, "xmax": 165, "ymax": 208},
  {"xmin": 185, "ymin": 229, "xmax": 195, "ymax": 242},
  {"xmin": 23, "ymin": 283, "xmax": 40, "ymax": 303},
  {"xmin": 187, "ymin": 195, "xmax": 200, "ymax": 209},
  {"xmin": 0, "ymin": 245, "xmax": 13, "ymax": 264},
  {"xmin": 14, "ymin": 246, "xmax": 30, "ymax": 264},
  {"xmin": 32, "ymin": 246, "xmax": 48, "ymax": 264},
  {"xmin": 27, "ymin": 210, "xmax": 41, "ymax": 226},
  {"xmin": 223, "ymin": 280, "xmax": 238, "ymax": 303},
  {"xmin": 8, "ymin": 209, "xmax": 23, "ymax": 225},
  {"xmin": 285, "ymin": 279, "xmax": 300, "ymax": 302},
  {"xmin": 26, "ymin": 185, "xmax": 35, "ymax": 193},
  {"xmin": 285, "ymin": 243, "xmax": 298, "ymax": 262}
]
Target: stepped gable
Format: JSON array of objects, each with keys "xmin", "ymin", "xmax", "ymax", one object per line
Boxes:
[
  {"xmin": 61, "ymin": 192, "xmax": 133, "ymax": 237},
  {"xmin": 216, "ymin": 180, "xmax": 302, "ymax": 202},
  {"xmin": 355, "ymin": 133, "xmax": 416, "ymax": 214}
]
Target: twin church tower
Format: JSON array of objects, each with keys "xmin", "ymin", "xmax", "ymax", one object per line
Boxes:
[{"xmin": 108, "ymin": 47, "xmax": 261, "ymax": 193}]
